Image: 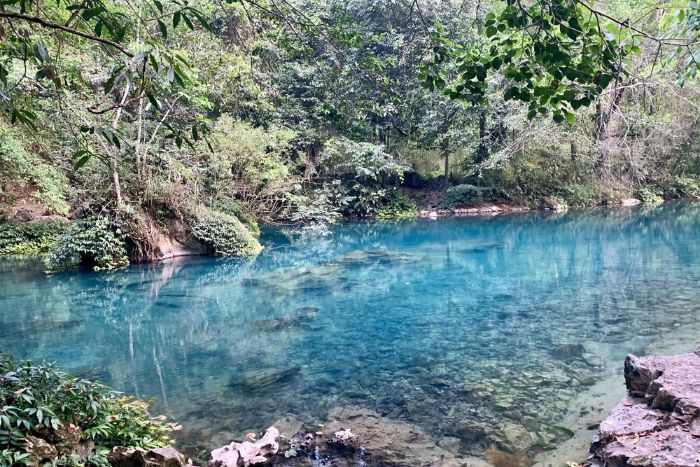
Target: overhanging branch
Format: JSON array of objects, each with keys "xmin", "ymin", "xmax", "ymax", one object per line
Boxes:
[{"xmin": 0, "ymin": 12, "xmax": 134, "ymax": 57}]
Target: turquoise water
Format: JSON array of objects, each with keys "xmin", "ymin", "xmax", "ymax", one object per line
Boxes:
[{"xmin": 1, "ymin": 205, "xmax": 700, "ymax": 461}]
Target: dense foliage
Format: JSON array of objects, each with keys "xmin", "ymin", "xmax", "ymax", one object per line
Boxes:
[
  {"xmin": 1, "ymin": 0, "xmax": 700, "ymax": 264},
  {"xmin": 0, "ymin": 354, "xmax": 172, "ymax": 465},
  {"xmin": 0, "ymin": 221, "xmax": 66, "ymax": 256}
]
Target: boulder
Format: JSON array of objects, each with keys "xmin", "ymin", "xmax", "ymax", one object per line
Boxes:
[
  {"xmin": 620, "ymin": 198, "xmax": 641, "ymax": 206},
  {"xmin": 541, "ymin": 197, "xmax": 567, "ymax": 212},
  {"xmin": 107, "ymin": 446, "xmax": 185, "ymax": 467},
  {"xmin": 589, "ymin": 349, "xmax": 700, "ymax": 467},
  {"xmin": 500, "ymin": 423, "xmax": 533, "ymax": 452},
  {"xmin": 144, "ymin": 447, "xmax": 186, "ymax": 467},
  {"xmin": 26, "ymin": 436, "xmax": 58, "ymax": 465}
]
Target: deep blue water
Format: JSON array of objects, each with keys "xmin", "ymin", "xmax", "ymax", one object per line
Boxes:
[{"xmin": 1, "ymin": 205, "xmax": 700, "ymax": 459}]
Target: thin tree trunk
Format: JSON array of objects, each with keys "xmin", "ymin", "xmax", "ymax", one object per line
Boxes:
[
  {"xmin": 111, "ymin": 82, "xmax": 131, "ymax": 207},
  {"xmin": 476, "ymin": 110, "xmax": 488, "ymax": 163}
]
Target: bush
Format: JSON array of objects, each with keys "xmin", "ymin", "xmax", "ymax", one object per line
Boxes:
[
  {"xmin": 188, "ymin": 206, "xmax": 262, "ymax": 256},
  {"xmin": 206, "ymin": 116, "xmax": 297, "ymax": 219},
  {"xmin": 636, "ymin": 187, "xmax": 664, "ymax": 205},
  {"xmin": 211, "ymin": 198, "xmax": 261, "ymax": 237},
  {"xmin": 285, "ymin": 182, "xmax": 346, "ymax": 225},
  {"xmin": 377, "ymin": 189, "xmax": 417, "ymax": 220},
  {"xmin": 46, "ymin": 216, "xmax": 129, "ymax": 271},
  {"xmin": 0, "ymin": 221, "xmax": 66, "ymax": 256},
  {"xmin": 438, "ymin": 184, "xmax": 497, "ymax": 209},
  {"xmin": 673, "ymin": 175, "xmax": 700, "ymax": 200},
  {"xmin": 0, "ymin": 127, "xmax": 70, "ymax": 216},
  {"xmin": 561, "ymin": 183, "xmax": 600, "ymax": 208},
  {"xmin": 0, "ymin": 354, "xmax": 173, "ymax": 466}
]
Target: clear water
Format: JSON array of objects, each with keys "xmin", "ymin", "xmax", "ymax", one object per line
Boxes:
[{"xmin": 2, "ymin": 205, "xmax": 700, "ymax": 461}]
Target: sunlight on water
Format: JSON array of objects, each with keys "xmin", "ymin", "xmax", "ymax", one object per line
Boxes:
[{"xmin": 1, "ymin": 204, "xmax": 700, "ymax": 460}]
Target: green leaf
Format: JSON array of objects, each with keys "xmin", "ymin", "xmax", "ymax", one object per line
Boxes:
[
  {"xmin": 0, "ymin": 64, "xmax": 8, "ymax": 87},
  {"xmin": 73, "ymin": 155, "xmax": 90, "ymax": 170},
  {"xmin": 158, "ymin": 20, "xmax": 168, "ymax": 38}
]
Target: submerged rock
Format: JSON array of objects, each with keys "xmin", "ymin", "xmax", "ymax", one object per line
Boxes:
[
  {"xmin": 500, "ymin": 423, "xmax": 533, "ymax": 453},
  {"xmin": 229, "ymin": 366, "xmax": 301, "ymax": 392},
  {"xmin": 589, "ymin": 349, "xmax": 700, "ymax": 467},
  {"xmin": 319, "ymin": 405, "xmax": 489, "ymax": 466},
  {"xmin": 253, "ymin": 307, "xmax": 319, "ymax": 332}
]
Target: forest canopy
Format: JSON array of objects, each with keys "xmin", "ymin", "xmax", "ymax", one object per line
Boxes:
[{"xmin": 1, "ymin": 0, "xmax": 700, "ymax": 266}]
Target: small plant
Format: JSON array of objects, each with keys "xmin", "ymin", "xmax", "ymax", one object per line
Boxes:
[
  {"xmin": 189, "ymin": 206, "xmax": 263, "ymax": 256},
  {"xmin": 0, "ymin": 221, "xmax": 66, "ymax": 257},
  {"xmin": 45, "ymin": 215, "xmax": 130, "ymax": 271},
  {"xmin": 0, "ymin": 354, "xmax": 173, "ymax": 465}
]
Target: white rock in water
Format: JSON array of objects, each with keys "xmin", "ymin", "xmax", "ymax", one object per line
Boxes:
[{"xmin": 210, "ymin": 427, "xmax": 279, "ymax": 467}]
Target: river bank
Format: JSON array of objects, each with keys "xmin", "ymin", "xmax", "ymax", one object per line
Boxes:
[{"xmin": 535, "ymin": 318, "xmax": 700, "ymax": 466}]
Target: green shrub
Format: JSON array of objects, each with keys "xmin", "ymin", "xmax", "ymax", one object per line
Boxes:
[
  {"xmin": 438, "ymin": 184, "xmax": 497, "ymax": 209},
  {"xmin": 0, "ymin": 354, "xmax": 173, "ymax": 466},
  {"xmin": 212, "ymin": 198, "xmax": 261, "ymax": 237},
  {"xmin": 377, "ymin": 189, "xmax": 417, "ymax": 220},
  {"xmin": 636, "ymin": 187, "xmax": 664, "ymax": 205},
  {"xmin": 46, "ymin": 216, "xmax": 129, "ymax": 271},
  {"xmin": 0, "ymin": 127, "xmax": 70, "ymax": 215},
  {"xmin": 561, "ymin": 183, "xmax": 600, "ymax": 208},
  {"xmin": 189, "ymin": 206, "xmax": 262, "ymax": 256},
  {"xmin": 0, "ymin": 221, "xmax": 66, "ymax": 256},
  {"xmin": 673, "ymin": 175, "xmax": 700, "ymax": 200}
]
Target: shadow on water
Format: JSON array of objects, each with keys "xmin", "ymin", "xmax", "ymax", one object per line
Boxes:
[{"xmin": 1, "ymin": 204, "xmax": 700, "ymax": 460}]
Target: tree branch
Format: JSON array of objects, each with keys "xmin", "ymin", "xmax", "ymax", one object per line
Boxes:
[{"xmin": 0, "ymin": 12, "xmax": 134, "ymax": 57}]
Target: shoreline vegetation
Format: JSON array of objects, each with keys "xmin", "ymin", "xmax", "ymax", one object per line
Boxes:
[{"xmin": 0, "ymin": 198, "xmax": 690, "ymax": 270}]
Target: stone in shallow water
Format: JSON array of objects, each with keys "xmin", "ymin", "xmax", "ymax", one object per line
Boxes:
[
  {"xmin": 438, "ymin": 436, "xmax": 462, "ymax": 454},
  {"xmin": 500, "ymin": 423, "xmax": 533, "ymax": 452},
  {"xmin": 228, "ymin": 366, "xmax": 301, "ymax": 392},
  {"xmin": 273, "ymin": 416, "xmax": 304, "ymax": 439},
  {"xmin": 320, "ymin": 405, "xmax": 488, "ymax": 466}
]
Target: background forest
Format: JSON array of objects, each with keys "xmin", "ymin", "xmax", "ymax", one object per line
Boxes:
[{"xmin": 1, "ymin": 0, "xmax": 700, "ymax": 268}]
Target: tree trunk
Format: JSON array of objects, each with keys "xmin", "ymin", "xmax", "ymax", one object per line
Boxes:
[
  {"xmin": 476, "ymin": 109, "xmax": 488, "ymax": 163},
  {"xmin": 111, "ymin": 81, "xmax": 131, "ymax": 207}
]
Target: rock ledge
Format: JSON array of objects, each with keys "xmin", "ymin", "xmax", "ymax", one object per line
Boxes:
[{"xmin": 589, "ymin": 349, "xmax": 700, "ymax": 467}]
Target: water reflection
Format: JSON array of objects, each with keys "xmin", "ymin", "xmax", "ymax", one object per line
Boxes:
[{"xmin": 1, "ymin": 204, "xmax": 699, "ymax": 459}]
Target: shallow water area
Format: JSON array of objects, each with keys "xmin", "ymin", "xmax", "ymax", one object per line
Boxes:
[{"xmin": 1, "ymin": 204, "xmax": 700, "ymax": 463}]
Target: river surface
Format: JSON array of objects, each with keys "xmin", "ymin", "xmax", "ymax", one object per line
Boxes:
[{"xmin": 1, "ymin": 205, "xmax": 700, "ymax": 462}]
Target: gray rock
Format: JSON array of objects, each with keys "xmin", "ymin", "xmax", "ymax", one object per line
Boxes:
[
  {"xmin": 107, "ymin": 446, "xmax": 185, "ymax": 467},
  {"xmin": 500, "ymin": 423, "xmax": 533, "ymax": 452},
  {"xmin": 144, "ymin": 448, "xmax": 185, "ymax": 467},
  {"xmin": 438, "ymin": 436, "xmax": 462, "ymax": 454},
  {"xmin": 589, "ymin": 349, "xmax": 700, "ymax": 467}
]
